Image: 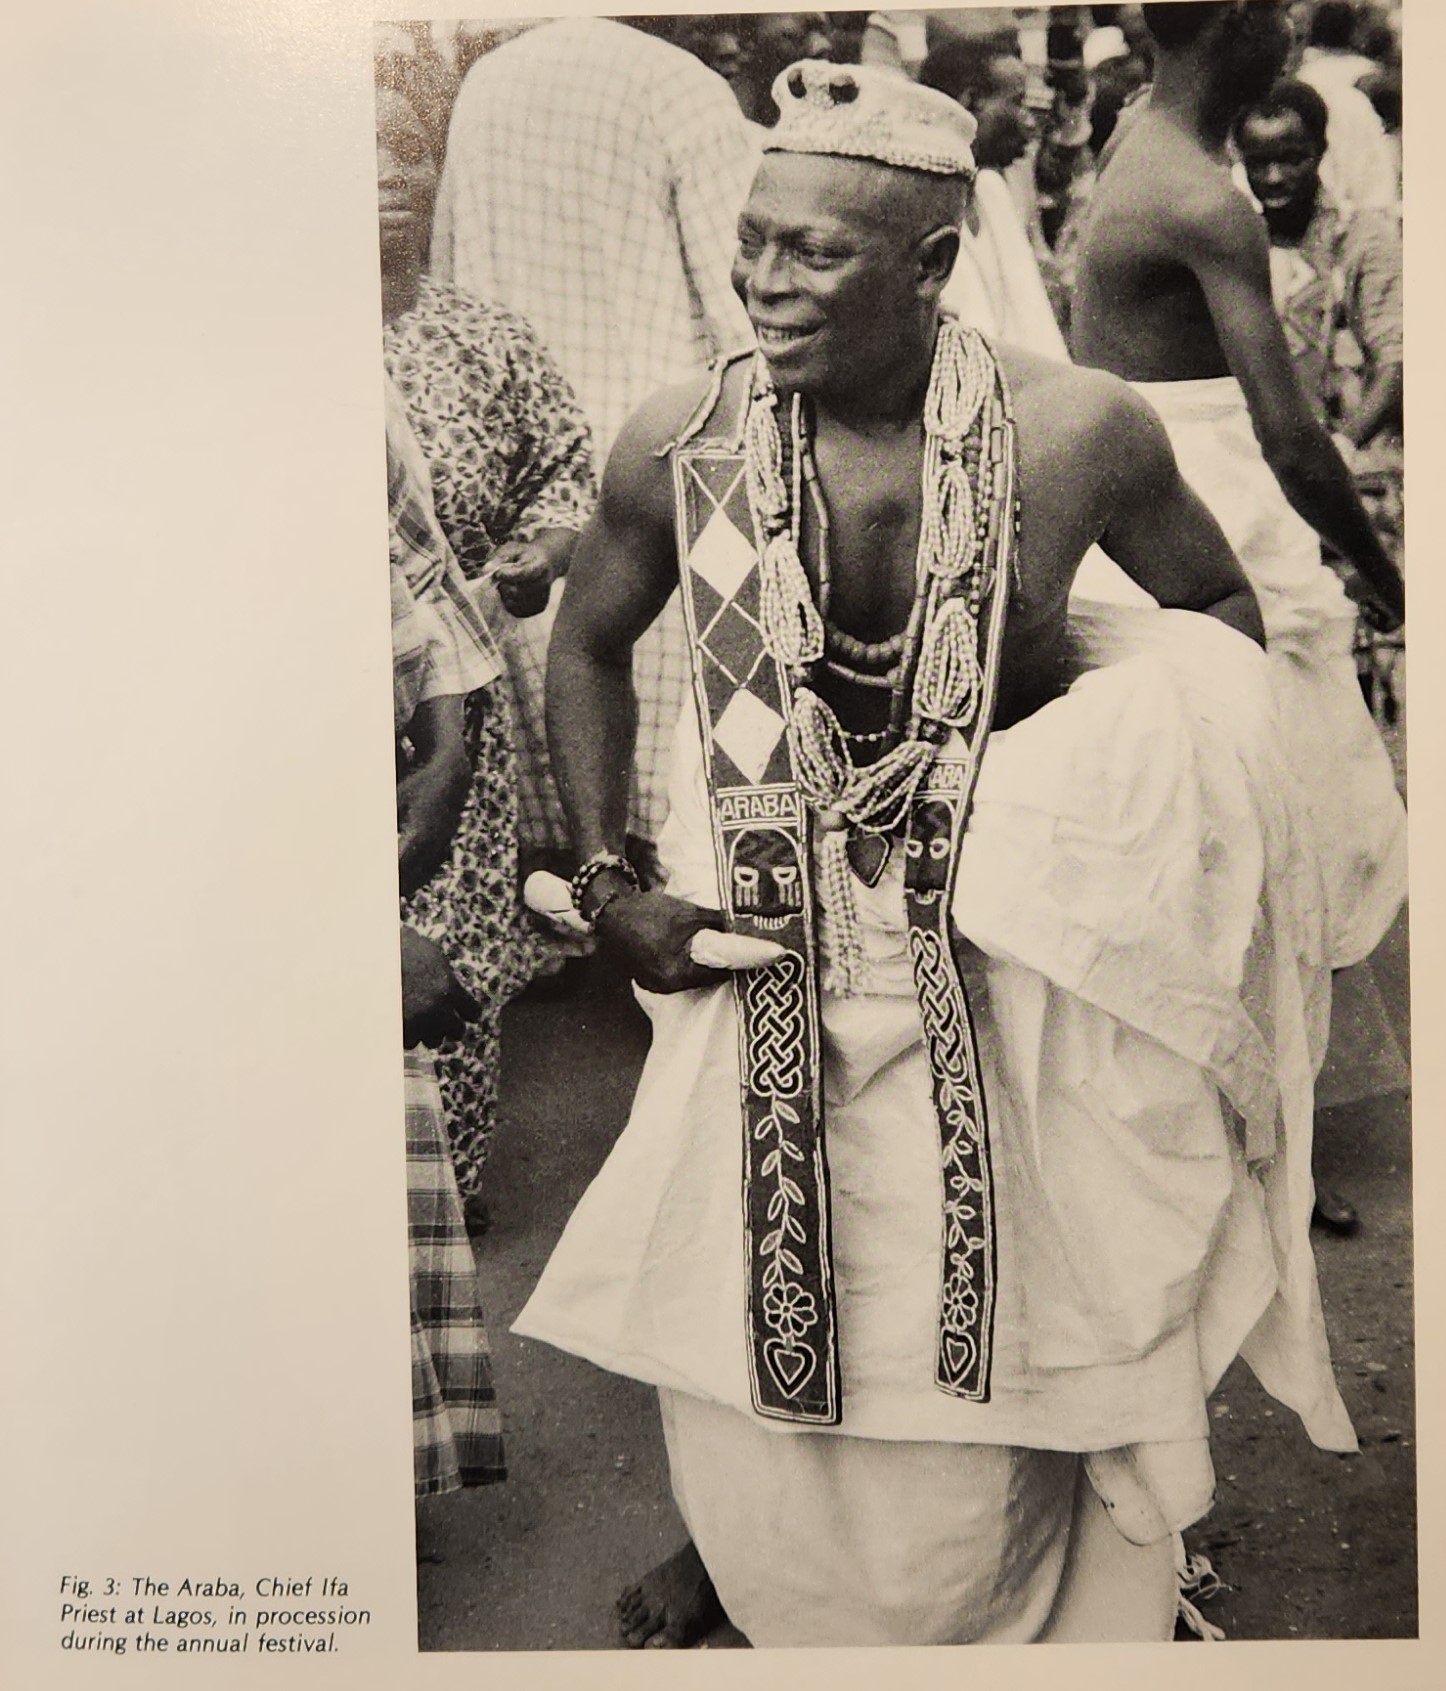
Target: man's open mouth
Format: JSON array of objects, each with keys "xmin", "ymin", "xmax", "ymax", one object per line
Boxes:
[{"xmin": 754, "ymin": 323, "xmax": 821, "ymax": 356}]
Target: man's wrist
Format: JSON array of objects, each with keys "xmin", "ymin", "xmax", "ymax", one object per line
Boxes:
[
  {"xmin": 571, "ymin": 851, "xmax": 641, "ymax": 923},
  {"xmin": 532, "ymin": 526, "xmax": 579, "ymax": 580},
  {"xmin": 586, "ymin": 875, "xmax": 641, "ymax": 928}
]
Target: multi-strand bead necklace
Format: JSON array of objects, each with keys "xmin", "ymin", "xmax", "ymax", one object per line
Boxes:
[{"xmin": 741, "ymin": 319, "xmax": 1009, "ymax": 989}]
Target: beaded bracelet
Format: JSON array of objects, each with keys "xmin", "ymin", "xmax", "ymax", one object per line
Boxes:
[{"xmin": 569, "ymin": 851, "xmax": 640, "ymax": 922}]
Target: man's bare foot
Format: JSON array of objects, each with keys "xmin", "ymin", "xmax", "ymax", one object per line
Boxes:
[{"xmin": 616, "ymin": 1540, "xmax": 723, "ymax": 1648}]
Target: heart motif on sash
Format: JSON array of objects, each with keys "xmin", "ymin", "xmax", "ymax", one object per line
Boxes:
[
  {"xmin": 941, "ymin": 1333, "xmax": 977, "ymax": 1384},
  {"xmin": 763, "ymin": 1339, "xmax": 816, "ymax": 1397}
]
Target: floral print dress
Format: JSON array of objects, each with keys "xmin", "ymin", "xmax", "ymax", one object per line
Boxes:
[
  {"xmin": 387, "ymin": 279, "xmax": 596, "ymax": 1194},
  {"xmin": 386, "ymin": 276, "xmax": 597, "ymax": 858}
]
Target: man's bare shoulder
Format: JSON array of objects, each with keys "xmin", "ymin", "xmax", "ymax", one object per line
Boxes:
[
  {"xmin": 600, "ymin": 366, "xmax": 745, "ymax": 523},
  {"xmin": 999, "ymin": 348, "xmax": 1141, "ymax": 436},
  {"xmin": 1000, "ymin": 349, "xmax": 1174, "ymax": 486},
  {"xmin": 1099, "ymin": 115, "xmax": 1260, "ymax": 256}
]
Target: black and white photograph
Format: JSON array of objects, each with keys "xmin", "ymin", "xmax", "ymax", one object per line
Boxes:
[
  {"xmin": 378, "ymin": 3, "xmax": 1417, "ymax": 1651},
  {"xmin": 4, "ymin": 1, "xmax": 1437, "ymax": 1683}
]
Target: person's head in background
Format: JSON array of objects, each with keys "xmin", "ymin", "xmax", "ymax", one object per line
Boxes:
[
  {"xmin": 920, "ymin": 37, "xmax": 1037, "ymax": 172},
  {"xmin": 823, "ymin": 10, "xmax": 870, "ymax": 65},
  {"xmin": 1234, "ymin": 78, "xmax": 1330, "ymax": 241},
  {"xmin": 1141, "ymin": 2, "xmax": 1295, "ymax": 127},
  {"xmin": 1355, "ymin": 4, "xmax": 1400, "ymax": 62},
  {"xmin": 1083, "ymin": 21, "xmax": 1151, "ymax": 155},
  {"xmin": 657, "ymin": 13, "xmax": 747, "ymax": 83},
  {"xmin": 1349, "ymin": 4, "xmax": 1401, "ymax": 128},
  {"xmin": 1308, "ymin": 1, "xmax": 1363, "ymax": 52},
  {"xmin": 732, "ymin": 14, "xmax": 835, "ymax": 126},
  {"xmin": 375, "ymin": 25, "xmax": 458, "ymax": 174},
  {"xmin": 375, "ymin": 78, "xmax": 439, "ymax": 323},
  {"xmin": 1115, "ymin": 4, "xmax": 1156, "ymax": 68}
]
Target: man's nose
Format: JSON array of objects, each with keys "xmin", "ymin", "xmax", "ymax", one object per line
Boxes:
[{"xmin": 747, "ymin": 247, "xmax": 791, "ymax": 302}]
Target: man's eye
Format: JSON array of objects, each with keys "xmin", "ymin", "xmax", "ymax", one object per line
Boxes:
[{"xmin": 737, "ymin": 233, "xmax": 763, "ymax": 260}]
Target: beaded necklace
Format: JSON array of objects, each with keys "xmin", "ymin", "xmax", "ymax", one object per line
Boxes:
[
  {"xmin": 743, "ymin": 319, "xmax": 1005, "ymax": 840},
  {"xmin": 742, "ymin": 320, "xmax": 1010, "ymax": 992},
  {"xmin": 796, "ymin": 422, "xmax": 912, "ymax": 708}
]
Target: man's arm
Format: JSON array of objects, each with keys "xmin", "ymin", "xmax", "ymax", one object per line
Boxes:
[
  {"xmin": 397, "ymin": 692, "xmax": 470, "ymax": 898},
  {"xmin": 486, "ymin": 310, "xmax": 600, "ymax": 618},
  {"xmin": 546, "ymin": 390, "xmax": 682, "ymax": 863},
  {"xmin": 1095, "ymin": 382, "xmax": 1265, "ymax": 646},
  {"xmin": 545, "ymin": 381, "xmax": 728, "ymax": 992},
  {"xmin": 1344, "ymin": 364, "xmax": 1402, "ymax": 452},
  {"xmin": 1340, "ymin": 210, "xmax": 1403, "ymax": 449},
  {"xmin": 1185, "ymin": 187, "xmax": 1403, "ymax": 625}
]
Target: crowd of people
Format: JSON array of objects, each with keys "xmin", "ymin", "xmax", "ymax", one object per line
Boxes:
[{"xmin": 380, "ymin": 2, "xmax": 1407, "ymax": 1648}]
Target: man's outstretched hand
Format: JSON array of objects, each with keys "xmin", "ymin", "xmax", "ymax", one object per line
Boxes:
[
  {"xmin": 486, "ymin": 529, "xmax": 576, "ymax": 620},
  {"xmin": 595, "ymin": 889, "xmax": 731, "ymax": 994},
  {"xmin": 1355, "ymin": 578, "xmax": 1405, "ymax": 635}
]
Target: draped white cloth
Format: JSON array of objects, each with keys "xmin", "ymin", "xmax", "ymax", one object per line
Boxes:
[
  {"xmin": 1130, "ymin": 375, "xmax": 1407, "ymax": 970},
  {"xmin": 1298, "ymin": 49, "xmax": 1400, "ymax": 213},
  {"xmin": 516, "ymin": 605, "xmax": 1355, "ymax": 1641},
  {"xmin": 660, "ymin": 1388, "xmax": 1179, "ymax": 1644}
]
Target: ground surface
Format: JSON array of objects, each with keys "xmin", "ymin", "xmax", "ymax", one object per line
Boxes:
[{"xmin": 415, "ymin": 892, "xmax": 1416, "ymax": 1650}]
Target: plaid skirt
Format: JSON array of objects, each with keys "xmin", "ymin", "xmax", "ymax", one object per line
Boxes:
[{"xmin": 408, "ymin": 1050, "xmax": 505, "ymax": 1496}]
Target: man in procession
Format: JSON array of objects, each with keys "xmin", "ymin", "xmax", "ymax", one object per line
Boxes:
[{"xmin": 516, "ymin": 57, "xmax": 1356, "ymax": 1647}]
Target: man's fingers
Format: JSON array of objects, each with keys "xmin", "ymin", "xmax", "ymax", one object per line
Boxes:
[
  {"xmin": 688, "ymin": 930, "xmax": 788, "ymax": 970},
  {"xmin": 494, "ymin": 569, "xmax": 552, "ymax": 618},
  {"xmin": 492, "ymin": 553, "xmax": 550, "ymax": 585},
  {"xmin": 637, "ymin": 960, "xmax": 730, "ymax": 995},
  {"xmin": 1360, "ymin": 595, "xmax": 1404, "ymax": 634}
]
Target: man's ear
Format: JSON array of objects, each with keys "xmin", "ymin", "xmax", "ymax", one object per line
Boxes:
[{"xmin": 919, "ymin": 224, "xmax": 961, "ymax": 292}]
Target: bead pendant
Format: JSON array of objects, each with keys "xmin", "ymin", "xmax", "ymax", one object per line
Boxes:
[{"xmin": 846, "ymin": 830, "xmax": 892, "ymax": 888}]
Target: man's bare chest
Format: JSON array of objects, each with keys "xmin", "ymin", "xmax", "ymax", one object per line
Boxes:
[{"xmin": 805, "ymin": 429, "xmax": 926, "ymax": 639}]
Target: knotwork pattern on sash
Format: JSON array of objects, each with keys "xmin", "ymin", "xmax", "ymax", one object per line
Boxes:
[
  {"xmin": 900, "ymin": 364, "xmax": 1015, "ymax": 1402},
  {"xmin": 671, "ymin": 435, "xmax": 840, "ymax": 1425},
  {"xmin": 906, "ymin": 894, "xmax": 998, "ymax": 1398}
]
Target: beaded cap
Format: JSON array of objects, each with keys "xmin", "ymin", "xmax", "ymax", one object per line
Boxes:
[{"xmin": 765, "ymin": 59, "xmax": 978, "ymax": 178}]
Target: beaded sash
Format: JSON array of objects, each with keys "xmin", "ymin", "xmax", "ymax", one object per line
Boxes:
[{"xmin": 670, "ymin": 329, "xmax": 1015, "ymax": 1422}]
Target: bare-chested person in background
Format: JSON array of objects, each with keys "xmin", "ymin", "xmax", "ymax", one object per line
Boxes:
[{"xmin": 1072, "ymin": 0, "xmax": 1405, "ymax": 985}]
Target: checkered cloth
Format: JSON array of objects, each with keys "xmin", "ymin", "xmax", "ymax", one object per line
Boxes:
[
  {"xmin": 408, "ymin": 1050, "xmax": 505, "ymax": 1495},
  {"xmin": 432, "ymin": 17, "xmax": 760, "ymax": 838}
]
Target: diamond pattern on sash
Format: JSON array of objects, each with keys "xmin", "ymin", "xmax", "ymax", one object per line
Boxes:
[{"xmin": 713, "ymin": 691, "xmax": 788, "ymax": 787}]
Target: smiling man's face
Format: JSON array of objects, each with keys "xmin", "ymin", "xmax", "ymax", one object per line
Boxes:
[
  {"xmin": 732, "ymin": 151, "xmax": 964, "ymax": 402},
  {"xmin": 1237, "ymin": 108, "xmax": 1323, "ymax": 232}
]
